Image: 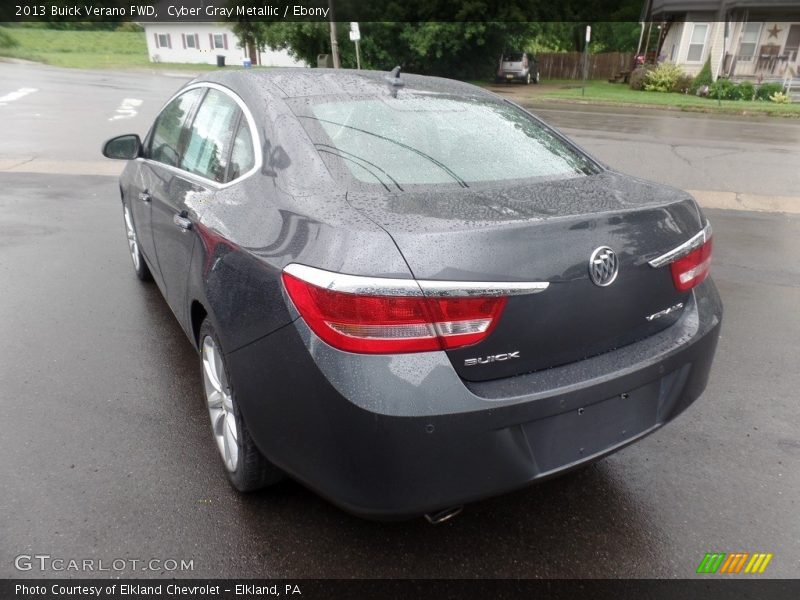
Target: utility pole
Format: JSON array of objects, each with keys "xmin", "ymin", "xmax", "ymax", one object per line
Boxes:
[{"xmin": 328, "ymin": 0, "xmax": 340, "ymax": 68}]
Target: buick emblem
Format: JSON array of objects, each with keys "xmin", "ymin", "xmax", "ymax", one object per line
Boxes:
[{"xmin": 589, "ymin": 246, "xmax": 619, "ymax": 287}]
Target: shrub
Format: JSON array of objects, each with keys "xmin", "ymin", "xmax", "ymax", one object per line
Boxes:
[
  {"xmin": 115, "ymin": 23, "xmax": 143, "ymax": 33},
  {"xmin": 710, "ymin": 78, "xmax": 740, "ymax": 100},
  {"xmin": 629, "ymin": 65, "xmax": 652, "ymax": 91},
  {"xmin": 755, "ymin": 82, "xmax": 784, "ymax": 101},
  {"xmin": 737, "ymin": 80, "xmax": 755, "ymax": 101},
  {"xmin": 644, "ymin": 62, "xmax": 685, "ymax": 92},
  {"xmin": 671, "ymin": 73, "xmax": 695, "ymax": 94},
  {"xmin": 770, "ymin": 91, "xmax": 790, "ymax": 104},
  {"xmin": 690, "ymin": 57, "xmax": 713, "ymax": 94}
]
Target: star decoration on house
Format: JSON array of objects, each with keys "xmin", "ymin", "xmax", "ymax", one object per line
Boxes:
[{"xmin": 767, "ymin": 25, "xmax": 782, "ymax": 39}]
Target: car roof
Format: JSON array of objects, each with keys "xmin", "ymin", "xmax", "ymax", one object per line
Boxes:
[{"xmin": 197, "ymin": 68, "xmax": 498, "ymax": 101}]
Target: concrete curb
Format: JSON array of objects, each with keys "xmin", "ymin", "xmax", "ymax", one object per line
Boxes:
[
  {"xmin": 0, "ymin": 157, "xmax": 124, "ymax": 177},
  {"xmin": 689, "ymin": 189, "xmax": 800, "ymax": 215}
]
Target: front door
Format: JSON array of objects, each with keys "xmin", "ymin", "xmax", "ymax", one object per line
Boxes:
[
  {"xmin": 141, "ymin": 86, "xmax": 205, "ymax": 290},
  {"xmin": 150, "ymin": 87, "xmax": 242, "ymax": 323},
  {"xmin": 785, "ymin": 24, "xmax": 800, "ymax": 69}
]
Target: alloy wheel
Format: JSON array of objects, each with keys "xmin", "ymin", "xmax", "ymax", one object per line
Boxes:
[
  {"xmin": 123, "ymin": 205, "xmax": 140, "ymax": 271},
  {"xmin": 202, "ymin": 335, "xmax": 239, "ymax": 472}
]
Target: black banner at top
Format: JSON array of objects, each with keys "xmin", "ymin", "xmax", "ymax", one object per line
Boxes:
[
  {"xmin": 3, "ymin": 1, "xmax": 638, "ymax": 23},
  {"xmin": 4, "ymin": 0, "xmax": 798, "ymax": 24}
]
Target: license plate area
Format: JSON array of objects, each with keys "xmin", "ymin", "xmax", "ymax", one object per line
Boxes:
[{"xmin": 523, "ymin": 380, "xmax": 661, "ymax": 474}]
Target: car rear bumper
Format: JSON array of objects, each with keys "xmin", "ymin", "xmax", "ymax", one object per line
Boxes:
[
  {"xmin": 497, "ymin": 71, "xmax": 528, "ymax": 81},
  {"xmin": 227, "ymin": 278, "xmax": 722, "ymax": 518}
]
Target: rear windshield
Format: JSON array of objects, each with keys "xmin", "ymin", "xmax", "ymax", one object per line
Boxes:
[
  {"xmin": 502, "ymin": 53, "xmax": 524, "ymax": 62},
  {"xmin": 291, "ymin": 94, "xmax": 598, "ymax": 190}
]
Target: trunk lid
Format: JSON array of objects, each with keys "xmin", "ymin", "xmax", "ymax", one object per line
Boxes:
[{"xmin": 346, "ymin": 172, "xmax": 704, "ymax": 381}]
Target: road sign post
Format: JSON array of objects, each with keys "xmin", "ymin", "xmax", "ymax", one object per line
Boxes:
[
  {"xmin": 582, "ymin": 25, "xmax": 591, "ymax": 97},
  {"xmin": 349, "ymin": 22, "xmax": 361, "ymax": 70}
]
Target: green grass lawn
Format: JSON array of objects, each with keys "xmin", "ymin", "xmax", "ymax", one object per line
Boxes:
[
  {"xmin": 538, "ymin": 80, "xmax": 800, "ymax": 117},
  {"xmin": 0, "ymin": 26, "xmax": 222, "ymax": 70}
]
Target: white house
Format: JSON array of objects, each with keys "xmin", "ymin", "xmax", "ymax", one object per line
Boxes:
[
  {"xmin": 642, "ymin": 0, "xmax": 800, "ymax": 81},
  {"xmin": 142, "ymin": 22, "xmax": 306, "ymax": 68}
]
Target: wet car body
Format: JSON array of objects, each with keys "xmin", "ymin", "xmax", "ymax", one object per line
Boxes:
[{"xmin": 108, "ymin": 69, "xmax": 722, "ymax": 519}]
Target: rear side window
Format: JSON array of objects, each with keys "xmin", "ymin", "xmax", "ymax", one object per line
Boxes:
[
  {"xmin": 227, "ymin": 120, "xmax": 256, "ymax": 181},
  {"xmin": 180, "ymin": 89, "xmax": 241, "ymax": 183},
  {"xmin": 148, "ymin": 88, "xmax": 204, "ymax": 167}
]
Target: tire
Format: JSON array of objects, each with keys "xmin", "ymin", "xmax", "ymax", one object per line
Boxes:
[
  {"xmin": 525, "ymin": 72, "xmax": 531, "ymax": 85},
  {"xmin": 534, "ymin": 71, "xmax": 540, "ymax": 84},
  {"xmin": 199, "ymin": 320, "xmax": 284, "ymax": 492},
  {"xmin": 123, "ymin": 203, "xmax": 152, "ymax": 281}
]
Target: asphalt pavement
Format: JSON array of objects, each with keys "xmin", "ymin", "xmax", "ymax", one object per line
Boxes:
[{"xmin": 1, "ymin": 62, "xmax": 799, "ymax": 579}]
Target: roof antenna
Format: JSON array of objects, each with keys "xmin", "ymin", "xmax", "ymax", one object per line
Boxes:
[{"xmin": 385, "ymin": 65, "xmax": 404, "ymax": 86}]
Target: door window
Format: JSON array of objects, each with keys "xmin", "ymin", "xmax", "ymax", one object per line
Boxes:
[
  {"xmin": 147, "ymin": 88, "xmax": 204, "ymax": 167},
  {"xmin": 180, "ymin": 89, "xmax": 241, "ymax": 183}
]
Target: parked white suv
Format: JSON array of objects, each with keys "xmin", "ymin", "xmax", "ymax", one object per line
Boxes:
[{"xmin": 496, "ymin": 52, "xmax": 540, "ymax": 84}]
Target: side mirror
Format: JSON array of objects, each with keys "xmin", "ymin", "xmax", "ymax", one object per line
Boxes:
[{"xmin": 102, "ymin": 134, "xmax": 141, "ymax": 160}]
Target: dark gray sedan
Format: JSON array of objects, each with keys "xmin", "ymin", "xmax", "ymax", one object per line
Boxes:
[{"xmin": 102, "ymin": 68, "xmax": 722, "ymax": 521}]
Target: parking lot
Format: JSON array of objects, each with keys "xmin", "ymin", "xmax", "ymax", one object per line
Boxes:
[{"xmin": 1, "ymin": 62, "xmax": 799, "ymax": 578}]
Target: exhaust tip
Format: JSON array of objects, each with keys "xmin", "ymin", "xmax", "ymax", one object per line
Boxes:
[{"xmin": 424, "ymin": 506, "xmax": 463, "ymax": 525}]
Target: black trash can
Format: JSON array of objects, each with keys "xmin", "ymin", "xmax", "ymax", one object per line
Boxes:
[{"xmin": 216, "ymin": 55, "xmax": 225, "ymax": 67}]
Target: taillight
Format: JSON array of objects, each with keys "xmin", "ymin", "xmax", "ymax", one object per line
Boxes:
[
  {"xmin": 282, "ymin": 270, "xmax": 508, "ymax": 354},
  {"xmin": 649, "ymin": 221, "xmax": 713, "ymax": 292},
  {"xmin": 670, "ymin": 237, "xmax": 712, "ymax": 292}
]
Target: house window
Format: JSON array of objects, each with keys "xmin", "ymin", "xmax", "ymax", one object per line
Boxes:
[
  {"xmin": 184, "ymin": 34, "xmax": 197, "ymax": 49},
  {"xmin": 738, "ymin": 22, "xmax": 762, "ymax": 61},
  {"xmin": 213, "ymin": 34, "xmax": 225, "ymax": 49},
  {"xmin": 687, "ymin": 23, "xmax": 709, "ymax": 62},
  {"xmin": 157, "ymin": 33, "xmax": 170, "ymax": 49}
]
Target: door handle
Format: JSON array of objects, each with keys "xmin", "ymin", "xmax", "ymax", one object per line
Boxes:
[
  {"xmin": 138, "ymin": 191, "xmax": 151, "ymax": 203},
  {"xmin": 173, "ymin": 212, "xmax": 192, "ymax": 231}
]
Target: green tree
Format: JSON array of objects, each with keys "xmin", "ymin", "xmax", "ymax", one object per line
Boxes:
[{"xmin": 227, "ymin": 0, "xmax": 644, "ymax": 78}]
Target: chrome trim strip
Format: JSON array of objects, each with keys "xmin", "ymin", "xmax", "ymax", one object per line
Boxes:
[
  {"xmin": 137, "ymin": 82, "xmax": 262, "ymax": 190},
  {"xmin": 283, "ymin": 264, "xmax": 549, "ymax": 297},
  {"xmin": 417, "ymin": 280, "xmax": 549, "ymax": 297},
  {"xmin": 648, "ymin": 221, "xmax": 712, "ymax": 268},
  {"xmin": 284, "ymin": 264, "xmax": 423, "ymax": 296}
]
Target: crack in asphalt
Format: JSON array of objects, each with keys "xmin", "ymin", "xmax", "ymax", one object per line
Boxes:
[{"xmin": 0, "ymin": 156, "xmax": 37, "ymax": 171}]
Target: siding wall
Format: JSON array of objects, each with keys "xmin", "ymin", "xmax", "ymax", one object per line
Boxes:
[
  {"xmin": 664, "ymin": 16, "xmax": 800, "ymax": 79},
  {"xmin": 729, "ymin": 20, "xmax": 800, "ymax": 78},
  {"xmin": 660, "ymin": 22, "xmax": 684, "ymax": 62},
  {"xmin": 143, "ymin": 23, "xmax": 306, "ymax": 67},
  {"xmin": 675, "ymin": 12, "xmax": 720, "ymax": 75}
]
